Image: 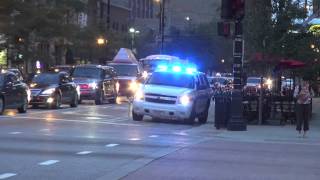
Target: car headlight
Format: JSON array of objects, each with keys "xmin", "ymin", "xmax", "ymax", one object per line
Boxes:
[
  {"xmin": 41, "ymin": 88, "xmax": 56, "ymax": 95},
  {"xmin": 179, "ymin": 95, "xmax": 191, "ymax": 106},
  {"xmin": 134, "ymin": 89, "xmax": 144, "ymax": 101},
  {"xmin": 129, "ymin": 80, "xmax": 140, "ymax": 92},
  {"xmin": 89, "ymin": 82, "xmax": 98, "ymax": 89}
]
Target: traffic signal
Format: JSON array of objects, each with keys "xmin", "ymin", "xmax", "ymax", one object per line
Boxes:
[
  {"xmin": 217, "ymin": 21, "xmax": 231, "ymax": 37},
  {"xmin": 220, "ymin": 0, "xmax": 245, "ymax": 20}
]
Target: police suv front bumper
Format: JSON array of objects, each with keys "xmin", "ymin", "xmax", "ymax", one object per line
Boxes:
[{"xmin": 133, "ymin": 100, "xmax": 193, "ymax": 120}]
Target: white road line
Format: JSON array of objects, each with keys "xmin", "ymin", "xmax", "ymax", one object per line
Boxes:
[
  {"xmin": 38, "ymin": 160, "xmax": 60, "ymax": 166},
  {"xmin": 86, "ymin": 117, "xmax": 102, "ymax": 120},
  {"xmin": 8, "ymin": 132, "xmax": 22, "ymax": 135},
  {"xmin": 76, "ymin": 151, "xmax": 93, "ymax": 155},
  {"xmin": 0, "ymin": 173, "xmax": 17, "ymax": 179},
  {"xmin": 5, "ymin": 116, "xmax": 142, "ymax": 127},
  {"xmin": 149, "ymin": 135, "xmax": 159, "ymax": 138},
  {"xmin": 129, "ymin": 138, "xmax": 141, "ymax": 141},
  {"xmin": 105, "ymin": 144, "xmax": 119, "ymax": 147}
]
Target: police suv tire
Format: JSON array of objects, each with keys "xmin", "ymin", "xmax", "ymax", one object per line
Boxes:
[
  {"xmin": 132, "ymin": 111, "xmax": 143, "ymax": 121},
  {"xmin": 198, "ymin": 107, "xmax": 209, "ymax": 124},
  {"xmin": 198, "ymin": 102, "xmax": 210, "ymax": 124},
  {"xmin": 70, "ymin": 93, "xmax": 78, "ymax": 108},
  {"xmin": 95, "ymin": 90, "xmax": 103, "ymax": 105},
  {"xmin": 0, "ymin": 97, "xmax": 4, "ymax": 115},
  {"xmin": 185, "ymin": 106, "xmax": 196, "ymax": 125},
  {"xmin": 18, "ymin": 96, "xmax": 28, "ymax": 113}
]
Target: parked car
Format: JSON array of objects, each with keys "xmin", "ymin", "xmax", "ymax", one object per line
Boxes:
[
  {"xmin": 29, "ymin": 72, "xmax": 78, "ymax": 108},
  {"xmin": 71, "ymin": 65, "xmax": 118, "ymax": 104},
  {"xmin": 0, "ymin": 72, "xmax": 29, "ymax": 115}
]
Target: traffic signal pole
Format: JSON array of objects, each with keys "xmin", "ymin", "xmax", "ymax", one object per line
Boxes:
[
  {"xmin": 219, "ymin": 0, "xmax": 247, "ymax": 131},
  {"xmin": 227, "ymin": 21, "xmax": 246, "ymax": 131}
]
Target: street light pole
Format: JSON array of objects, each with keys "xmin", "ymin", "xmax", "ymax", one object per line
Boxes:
[{"xmin": 160, "ymin": 0, "xmax": 165, "ymax": 54}]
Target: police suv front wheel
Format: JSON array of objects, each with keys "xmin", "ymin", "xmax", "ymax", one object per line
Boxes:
[{"xmin": 132, "ymin": 111, "xmax": 143, "ymax": 121}]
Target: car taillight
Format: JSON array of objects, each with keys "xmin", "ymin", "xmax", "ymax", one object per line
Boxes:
[{"xmin": 80, "ymin": 84, "xmax": 89, "ymax": 89}]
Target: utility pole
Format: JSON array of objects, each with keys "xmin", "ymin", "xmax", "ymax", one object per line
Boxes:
[
  {"xmin": 220, "ymin": 0, "xmax": 247, "ymax": 131},
  {"xmin": 107, "ymin": 0, "xmax": 111, "ymax": 30},
  {"xmin": 159, "ymin": 0, "xmax": 165, "ymax": 54}
]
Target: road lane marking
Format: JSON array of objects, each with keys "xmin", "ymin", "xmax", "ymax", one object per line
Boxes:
[
  {"xmin": 4, "ymin": 116, "xmax": 142, "ymax": 127},
  {"xmin": 149, "ymin": 135, "xmax": 159, "ymax": 138},
  {"xmin": 105, "ymin": 144, "xmax": 119, "ymax": 147},
  {"xmin": 86, "ymin": 117, "xmax": 102, "ymax": 120},
  {"xmin": 0, "ymin": 173, "xmax": 17, "ymax": 179},
  {"xmin": 8, "ymin": 132, "xmax": 22, "ymax": 135},
  {"xmin": 76, "ymin": 151, "xmax": 93, "ymax": 155},
  {"xmin": 38, "ymin": 160, "xmax": 60, "ymax": 166},
  {"xmin": 129, "ymin": 138, "xmax": 141, "ymax": 141}
]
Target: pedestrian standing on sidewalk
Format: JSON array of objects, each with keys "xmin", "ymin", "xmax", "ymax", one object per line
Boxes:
[{"xmin": 293, "ymin": 78, "xmax": 314, "ymax": 138}]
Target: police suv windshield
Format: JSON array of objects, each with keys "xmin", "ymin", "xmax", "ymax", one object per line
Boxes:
[{"xmin": 147, "ymin": 72, "xmax": 195, "ymax": 89}]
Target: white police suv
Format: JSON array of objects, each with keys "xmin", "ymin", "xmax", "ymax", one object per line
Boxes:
[{"xmin": 132, "ymin": 64, "xmax": 213, "ymax": 124}]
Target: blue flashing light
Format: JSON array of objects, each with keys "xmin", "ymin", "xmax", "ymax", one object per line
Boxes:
[
  {"xmin": 186, "ymin": 67, "xmax": 197, "ymax": 74},
  {"xmin": 172, "ymin": 66, "xmax": 182, "ymax": 72},
  {"xmin": 157, "ymin": 65, "xmax": 168, "ymax": 71}
]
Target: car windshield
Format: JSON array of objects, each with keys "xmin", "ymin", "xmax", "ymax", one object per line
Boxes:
[
  {"xmin": 32, "ymin": 73, "xmax": 59, "ymax": 85},
  {"xmin": 108, "ymin": 64, "xmax": 138, "ymax": 76},
  {"xmin": 72, "ymin": 67, "xmax": 102, "ymax": 79},
  {"xmin": 247, "ymin": 78, "xmax": 261, "ymax": 84},
  {"xmin": 147, "ymin": 72, "xmax": 194, "ymax": 89}
]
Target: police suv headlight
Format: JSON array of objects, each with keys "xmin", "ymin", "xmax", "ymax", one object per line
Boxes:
[
  {"xmin": 134, "ymin": 89, "xmax": 144, "ymax": 101},
  {"xmin": 179, "ymin": 95, "xmax": 191, "ymax": 106},
  {"xmin": 89, "ymin": 82, "xmax": 98, "ymax": 89},
  {"xmin": 41, "ymin": 88, "xmax": 56, "ymax": 95}
]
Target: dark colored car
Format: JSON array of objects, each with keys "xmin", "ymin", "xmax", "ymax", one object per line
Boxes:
[
  {"xmin": 29, "ymin": 72, "xmax": 78, "ymax": 109},
  {"xmin": 49, "ymin": 65, "xmax": 74, "ymax": 74},
  {"xmin": 0, "ymin": 72, "xmax": 29, "ymax": 115},
  {"xmin": 71, "ymin": 65, "xmax": 118, "ymax": 105},
  {"xmin": 107, "ymin": 63, "xmax": 143, "ymax": 97}
]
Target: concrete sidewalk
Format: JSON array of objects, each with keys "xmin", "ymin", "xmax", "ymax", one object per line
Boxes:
[{"xmin": 123, "ymin": 98, "xmax": 320, "ymax": 180}]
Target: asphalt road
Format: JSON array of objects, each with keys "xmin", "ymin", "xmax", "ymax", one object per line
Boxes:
[
  {"xmin": 0, "ymin": 99, "xmax": 217, "ymax": 180},
  {"xmin": 0, "ymin": 99, "xmax": 319, "ymax": 180}
]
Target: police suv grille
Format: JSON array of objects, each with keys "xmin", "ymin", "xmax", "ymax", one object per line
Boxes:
[{"xmin": 145, "ymin": 93, "xmax": 177, "ymax": 104}]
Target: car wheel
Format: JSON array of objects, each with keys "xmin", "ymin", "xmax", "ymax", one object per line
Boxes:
[
  {"xmin": 132, "ymin": 111, "xmax": 143, "ymax": 121},
  {"xmin": 109, "ymin": 93, "xmax": 117, "ymax": 104},
  {"xmin": 198, "ymin": 101, "xmax": 210, "ymax": 124},
  {"xmin": 51, "ymin": 94, "xmax": 61, "ymax": 109},
  {"xmin": 185, "ymin": 105, "xmax": 196, "ymax": 125},
  {"xmin": 70, "ymin": 93, "xmax": 78, "ymax": 108},
  {"xmin": 95, "ymin": 90, "xmax": 103, "ymax": 105},
  {"xmin": 0, "ymin": 97, "xmax": 4, "ymax": 115},
  {"xmin": 18, "ymin": 96, "xmax": 28, "ymax": 113}
]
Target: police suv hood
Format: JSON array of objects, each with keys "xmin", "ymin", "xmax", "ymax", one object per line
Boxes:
[
  {"xmin": 72, "ymin": 77, "xmax": 98, "ymax": 84},
  {"xmin": 116, "ymin": 76, "xmax": 136, "ymax": 81},
  {"xmin": 143, "ymin": 85, "xmax": 193, "ymax": 97}
]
